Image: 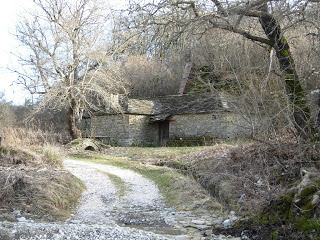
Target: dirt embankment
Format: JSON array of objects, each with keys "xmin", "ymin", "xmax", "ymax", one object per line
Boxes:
[{"xmin": 0, "ymin": 146, "xmax": 84, "ymax": 221}]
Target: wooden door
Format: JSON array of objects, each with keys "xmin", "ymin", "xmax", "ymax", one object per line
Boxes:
[{"xmin": 158, "ymin": 121, "xmax": 169, "ymax": 146}]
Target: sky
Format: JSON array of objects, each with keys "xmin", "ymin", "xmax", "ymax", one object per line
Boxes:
[
  {"xmin": 0, "ymin": 0, "xmax": 126, "ymax": 105},
  {"xmin": 0, "ymin": 0, "xmax": 34, "ymax": 105}
]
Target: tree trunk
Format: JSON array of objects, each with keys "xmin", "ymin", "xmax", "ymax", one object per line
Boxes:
[
  {"xmin": 259, "ymin": 4, "xmax": 311, "ymax": 138},
  {"xmin": 178, "ymin": 50, "xmax": 193, "ymax": 95},
  {"xmin": 68, "ymin": 104, "xmax": 82, "ymax": 140}
]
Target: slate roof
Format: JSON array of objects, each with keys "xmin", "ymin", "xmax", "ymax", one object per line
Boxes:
[
  {"xmin": 149, "ymin": 94, "xmax": 224, "ymax": 121},
  {"xmin": 92, "ymin": 94, "xmax": 227, "ymax": 121}
]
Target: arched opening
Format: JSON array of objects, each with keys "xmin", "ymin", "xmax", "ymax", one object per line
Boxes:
[{"xmin": 84, "ymin": 146, "xmax": 95, "ymax": 151}]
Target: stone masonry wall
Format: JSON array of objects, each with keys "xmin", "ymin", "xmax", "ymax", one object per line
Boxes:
[
  {"xmin": 89, "ymin": 112, "xmax": 253, "ymax": 146},
  {"xmin": 91, "ymin": 115, "xmax": 130, "ymax": 145},
  {"xmin": 169, "ymin": 112, "xmax": 252, "ymax": 139},
  {"xmin": 90, "ymin": 114, "xmax": 159, "ymax": 146},
  {"xmin": 128, "ymin": 115, "xmax": 159, "ymax": 145}
]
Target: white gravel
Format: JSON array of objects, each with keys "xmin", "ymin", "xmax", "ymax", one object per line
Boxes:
[
  {"xmin": 65, "ymin": 161, "xmax": 117, "ymax": 224},
  {"xmin": 0, "ymin": 222, "xmax": 175, "ymax": 240},
  {"xmin": 65, "ymin": 159, "xmax": 164, "ymax": 210}
]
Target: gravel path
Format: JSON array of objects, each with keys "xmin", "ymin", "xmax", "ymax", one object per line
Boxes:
[
  {"xmin": 0, "ymin": 159, "xmax": 241, "ymax": 240},
  {"xmin": 65, "ymin": 161, "xmax": 117, "ymax": 225},
  {"xmin": 65, "ymin": 159, "xmax": 176, "ymax": 231}
]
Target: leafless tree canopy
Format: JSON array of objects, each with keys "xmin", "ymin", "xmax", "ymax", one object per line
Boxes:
[
  {"xmin": 113, "ymin": 0, "xmax": 320, "ymax": 139},
  {"xmin": 15, "ymin": 0, "xmax": 128, "ymax": 138},
  {"xmin": 13, "ymin": 0, "xmax": 320, "ymax": 140}
]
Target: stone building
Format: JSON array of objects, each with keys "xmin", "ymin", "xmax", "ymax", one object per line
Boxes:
[{"xmin": 81, "ymin": 94, "xmax": 249, "ymax": 146}]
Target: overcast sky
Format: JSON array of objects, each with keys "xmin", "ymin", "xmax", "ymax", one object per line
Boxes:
[
  {"xmin": 0, "ymin": 0, "xmax": 126, "ymax": 105},
  {"xmin": 0, "ymin": 0, "xmax": 34, "ymax": 105}
]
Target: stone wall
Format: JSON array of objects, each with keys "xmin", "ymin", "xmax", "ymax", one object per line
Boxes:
[
  {"xmin": 128, "ymin": 115, "xmax": 159, "ymax": 145},
  {"xmin": 91, "ymin": 115, "xmax": 130, "ymax": 145},
  {"xmin": 87, "ymin": 111, "xmax": 254, "ymax": 146},
  {"xmin": 89, "ymin": 114, "xmax": 159, "ymax": 146},
  {"xmin": 169, "ymin": 112, "xmax": 252, "ymax": 139}
]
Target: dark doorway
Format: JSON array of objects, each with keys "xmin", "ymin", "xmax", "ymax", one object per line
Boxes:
[
  {"xmin": 158, "ymin": 121, "xmax": 169, "ymax": 146},
  {"xmin": 84, "ymin": 146, "xmax": 95, "ymax": 151}
]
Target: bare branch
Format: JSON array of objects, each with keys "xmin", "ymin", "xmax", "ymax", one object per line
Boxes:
[{"xmin": 14, "ymin": 0, "xmax": 128, "ymax": 138}]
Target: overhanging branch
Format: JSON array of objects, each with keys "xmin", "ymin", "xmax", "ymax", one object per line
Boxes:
[{"xmin": 209, "ymin": 20, "xmax": 272, "ymax": 46}]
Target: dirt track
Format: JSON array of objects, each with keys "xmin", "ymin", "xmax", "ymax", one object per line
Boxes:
[{"xmin": 0, "ymin": 159, "xmax": 240, "ymax": 240}]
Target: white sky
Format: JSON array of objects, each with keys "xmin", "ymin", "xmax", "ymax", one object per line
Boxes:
[
  {"xmin": 0, "ymin": 0, "xmax": 33, "ymax": 105},
  {"xmin": 0, "ymin": 0, "xmax": 126, "ymax": 105}
]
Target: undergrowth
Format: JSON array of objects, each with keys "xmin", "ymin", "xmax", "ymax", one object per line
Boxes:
[
  {"xmin": 0, "ymin": 127, "xmax": 84, "ymax": 221},
  {"xmin": 180, "ymin": 142, "xmax": 320, "ymax": 239}
]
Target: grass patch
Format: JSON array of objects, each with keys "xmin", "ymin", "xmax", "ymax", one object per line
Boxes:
[
  {"xmin": 0, "ymin": 127, "xmax": 84, "ymax": 222},
  {"xmin": 102, "ymin": 146, "xmax": 212, "ymax": 163},
  {"xmin": 295, "ymin": 218, "xmax": 320, "ymax": 232},
  {"xmin": 0, "ymin": 167, "xmax": 85, "ymax": 221},
  {"xmin": 135, "ymin": 165, "xmax": 189, "ymax": 209},
  {"xmin": 0, "ymin": 145, "xmax": 39, "ymax": 166},
  {"xmin": 98, "ymin": 171, "xmax": 127, "ymax": 198},
  {"xmin": 72, "ymin": 153, "xmax": 130, "ymax": 167}
]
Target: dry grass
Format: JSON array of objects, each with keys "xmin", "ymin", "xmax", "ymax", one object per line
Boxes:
[
  {"xmin": 0, "ymin": 146, "xmax": 40, "ymax": 167},
  {"xmin": 0, "ymin": 127, "xmax": 84, "ymax": 221},
  {"xmin": 0, "ymin": 166, "xmax": 84, "ymax": 221},
  {"xmin": 1, "ymin": 127, "xmax": 62, "ymax": 148},
  {"xmin": 178, "ymin": 142, "xmax": 320, "ymax": 213},
  {"xmin": 40, "ymin": 144, "xmax": 64, "ymax": 168},
  {"xmin": 0, "ymin": 127, "xmax": 65, "ymax": 168},
  {"xmin": 30, "ymin": 169, "xmax": 85, "ymax": 220}
]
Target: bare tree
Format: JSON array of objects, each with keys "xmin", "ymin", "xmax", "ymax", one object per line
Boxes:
[
  {"xmin": 119, "ymin": 0, "xmax": 318, "ymax": 138},
  {"xmin": 15, "ymin": 0, "xmax": 128, "ymax": 139}
]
